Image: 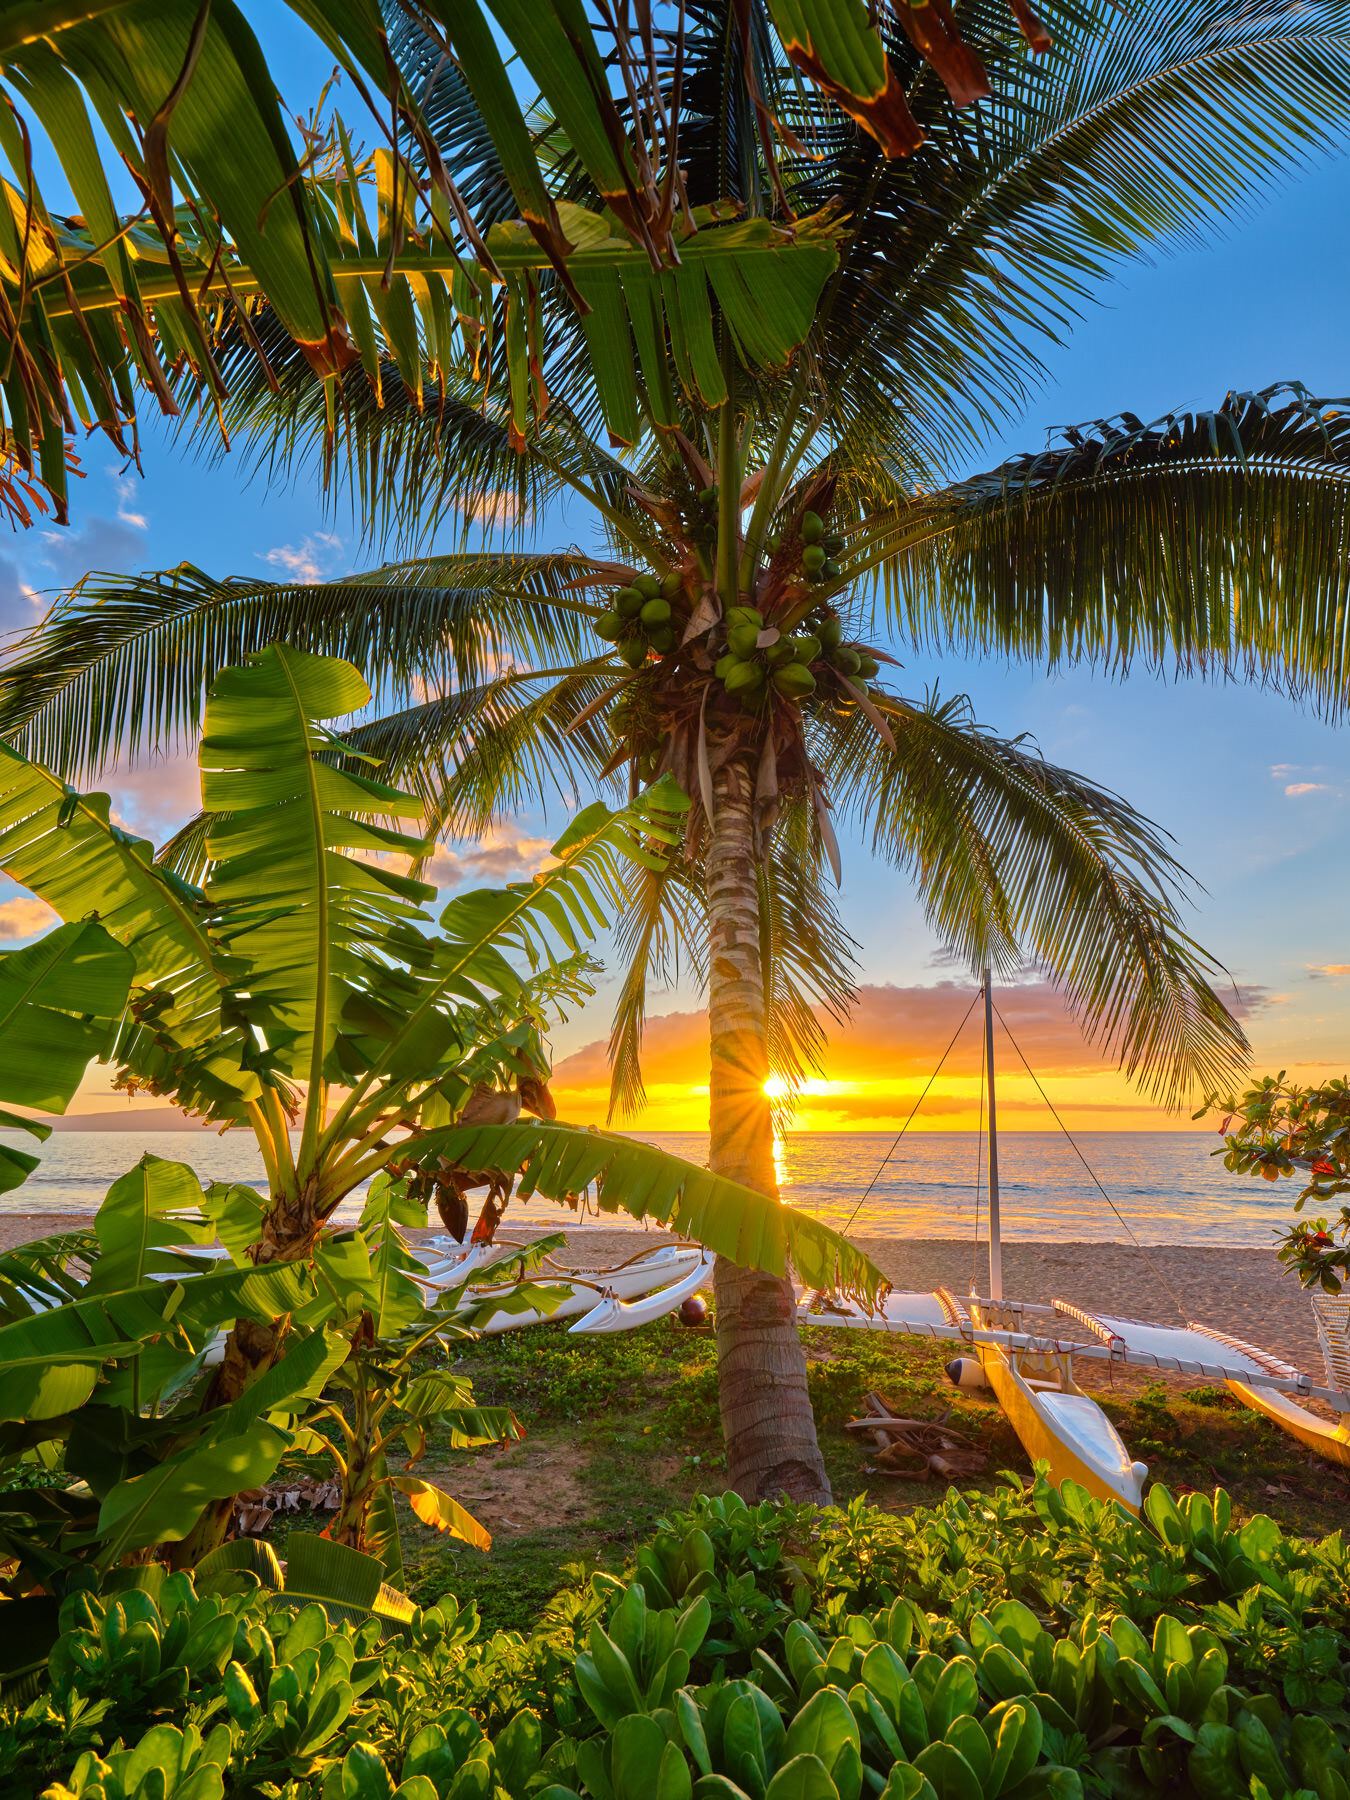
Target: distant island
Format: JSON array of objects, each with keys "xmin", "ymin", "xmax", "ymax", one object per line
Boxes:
[{"xmin": 48, "ymin": 1109, "xmax": 227, "ymax": 1133}]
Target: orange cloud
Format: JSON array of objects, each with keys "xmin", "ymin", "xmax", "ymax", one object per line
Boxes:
[
  {"xmin": 0, "ymin": 895, "xmax": 57, "ymax": 940},
  {"xmin": 549, "ymin": 980, "xmax": 1251, "ymax": 1133}
]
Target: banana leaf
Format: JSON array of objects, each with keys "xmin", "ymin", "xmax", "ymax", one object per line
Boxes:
[
  {"xmin": 0, "ymin": 919, "xmax": 133, "ymax": 1191},
  {"xmin": 409, "ymin": 1120, "xmax": 889, "ymax": 1305}
]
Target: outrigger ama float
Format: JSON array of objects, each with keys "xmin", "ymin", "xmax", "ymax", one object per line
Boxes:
[{"xmin": 410, "ymin": 973, "xmax": 1350, "ymax": 1509}]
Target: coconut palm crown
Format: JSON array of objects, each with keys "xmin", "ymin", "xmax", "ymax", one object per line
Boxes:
[{"xmin": 6, "ymin": 0, "xmax": 1350, "ymax": 1501}]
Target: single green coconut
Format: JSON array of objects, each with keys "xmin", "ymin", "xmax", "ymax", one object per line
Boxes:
[
  {"xmin": 617, "ymin": 638, "xmax": 648, "ymax": 669},
  {"xmin": 660, "ymin": 571, "xmax": 683, "ymax": 598},
  {"xmin": 791, "ymin": 634, "xmax": 821, "ymax": 663},
  {"xmin": 615, "ymin": 587, "xmax": 644, "ymax": 618},
  {"xmin": 765, "ymin": 639, "xmax": 795, "ymax": 667},
  {"xmin": 698, "ymin": 484, "xmax": 717, "ymax": 503},
  {"xmin": 802, "ymin": 544, "xmax": 826, "ymax": 575},
  {"xmin": 773, "ymin": 663, "xmax": 817, "ymax": 699},
  {"xmin": 822, "ymin": 559, "xmax": 841, "ymax": 579},
  {"xmin": 648, "ymin": 626, "xmax": 675, "ymax": 654},
  {"xmin": 764, "ymin": 532, "xmax": 780, "ymax": 554},
  {"xmin": 724, "ymin": 604, "xmax": 763, "ymax": 631},
  {"xmin": 724, "ymin": 659, "xmax": 765, "ymax": 694},
  {"xmin": 634, "ymin": 572, "xmax": 662, "ymax": 600},
  {"xmin": 817, "ymin": 615, "xmax": 844, "ymax": 648},
  {"xmin": 727, "ymin": 622, "xmax": 762, "ymax": 658},
  {"xmin": 857, "ymin": 653, "xmax": 880, "ymax": 679},
  {"xmin": 800, "ymin": 510, "xmax": 824, "ymax": 544},
  {"xmin": 823, "ymin": 534, "xmax": 844, "ymax": 555},
  {"xmin": 715, "ymin": 653, "xmax": 738, "ymax": 681},
  {"xmin": 593, "ymin": 612, "xmax": 625, "ymax": 642},
  {"xmin": 639, "ymin": 596, "xmax": 672, "ymax": 626},
  {"xmin": 832, "ymin": 645, "xmax": 862, "ymax": 675}
]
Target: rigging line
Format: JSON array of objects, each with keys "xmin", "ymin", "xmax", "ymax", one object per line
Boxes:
[
  {"xmin": 989, "ymin": 998, "xmax": 1189, "ymax": 1324},
  {"xmin": 972, "ymin": 1013, "xmax": 985, "ymax": 1297},
  {"xmin": 840, "ymin": 986, "xmax": 984, "ymax": 1238}
]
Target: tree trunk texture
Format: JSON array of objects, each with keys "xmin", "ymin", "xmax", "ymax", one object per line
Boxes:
[{"xmin": 707, "ymin": 751, "xmax": 832, "ymax": 1506}]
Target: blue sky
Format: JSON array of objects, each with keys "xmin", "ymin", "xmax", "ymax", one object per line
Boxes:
[{"xmin": 2, "ymin": 16, "xmax": 1348, "ymax": 1120}]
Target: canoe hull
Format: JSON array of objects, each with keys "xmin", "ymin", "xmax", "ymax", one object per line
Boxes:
[
  {"xmin": 1224, "ymin": 1379, "xmax": 1350, "ymax": 1468},
  {"xmin": 977, "ymin": 1343, "xmax": 1147, "ymax": 1512}
]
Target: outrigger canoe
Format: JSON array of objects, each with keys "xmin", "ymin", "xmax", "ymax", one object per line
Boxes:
[
  {"xmin": 796, "ymin": 1284, "xmax": 1350, "ymax": 1501},
  {"xmin": 417, "ymin": 1239, "xmax": 711, "ymax": 1336}
]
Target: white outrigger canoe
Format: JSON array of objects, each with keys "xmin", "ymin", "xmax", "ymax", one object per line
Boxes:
[
  {"xmin": 158, "ymin": 1238, "xmax": 712, "ymax": 1365},
  {"xmin": 415, "ymin": 1238, "xmax": 713, "ymax": 1336}
]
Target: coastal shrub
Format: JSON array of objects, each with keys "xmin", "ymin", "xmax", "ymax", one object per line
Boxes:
[{"xmin": 6, "ymin": 1476, "xmax": 1348, "ymax": 1800}]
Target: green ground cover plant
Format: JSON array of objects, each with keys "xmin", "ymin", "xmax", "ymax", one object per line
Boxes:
[
  {"xmin": 5, "ymin": 1472, "xmax": 1348, "ymax": 1800},
  {"xmin": 397, "ymin": 1320, "xmax": 1347, "ymax": 1633}
]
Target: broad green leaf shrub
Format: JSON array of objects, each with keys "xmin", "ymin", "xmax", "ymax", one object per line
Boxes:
[{"xmin": 5, "ymin": 1479, "xmax": 1349, "ymax": 1800}]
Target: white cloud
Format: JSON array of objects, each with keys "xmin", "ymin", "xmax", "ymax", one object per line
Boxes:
[
  {"xmin": 106, "ymin": 754, "xmax": 203, "ymax": 842},
  {"xmin": 427, "ymin": 826, "xmax": 554, "ymax": 890},
  {"xmin": 111, "ymin": 469, "xmax": 148, "ymax": 531},
  {"xmin": 462, "ymin": 492, "xmax": 523, "ymax": 529},
  {"xmin": 1285, "ymin": 782, "xmax": 1331, "ymax": 796},
  {"xmin": 1307, "ymin": 964, "xmax": 1350, "ymax": 981},
  {"xmin": 0, "ymin": 896, "xmax": 57, "ymax": 940},
  {"xmin": 261, "ymin": 532, "xmax": 343, "ymax": 585}
]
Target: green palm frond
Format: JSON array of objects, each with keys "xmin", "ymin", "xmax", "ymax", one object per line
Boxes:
[
  {"xmin": 865, "ymin": 384, "xmax": 1350, "ymax": 712},
  {"xmin": 0, "ymin": 553, "xmax": 605, "ymax": 781},
  {"xmin": 341, "ymin": 666, "xmax": 620, "ymax": 843},
  {"xmin": 606, "ymin": 853, "xmax": 706, "ymax": 1123},
  {"xmin": 759, "ymin": 803, "xmax": 860, "ymax": 1109},
  {"xmin": 793, "ymin": 0, "xmax": 1350, "ymax": 469},
  {"xmin": 821, "ymin": 689, "xmax": 1247, "ymax": 1106},
  {"xmin": 190, "ymin": 309, "xmax": 645, "ymax": 556}
]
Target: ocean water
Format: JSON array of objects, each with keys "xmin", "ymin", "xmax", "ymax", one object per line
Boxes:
[{"xmin": 0, "ymin": 1127, "xmax": 1299, "ymax": 1246}]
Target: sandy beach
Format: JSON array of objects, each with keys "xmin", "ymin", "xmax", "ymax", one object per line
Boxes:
[{"xmin": 4, "ymin": 1212, "xmax": 1325, "ymax": 1379}]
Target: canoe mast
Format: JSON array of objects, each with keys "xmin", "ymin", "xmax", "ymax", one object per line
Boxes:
[{"xmin": 983, "ymin": 966, "xmax": 1003, "ymax": 1300}]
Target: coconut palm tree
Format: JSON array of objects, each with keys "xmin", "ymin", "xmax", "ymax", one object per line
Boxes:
[{"xmin": 6, "ymin": 0, "xmax": 1350, "ymax": 1501}]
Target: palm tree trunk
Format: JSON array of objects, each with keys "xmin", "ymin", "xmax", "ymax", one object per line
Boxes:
[{"xmin": 707, "ymin": 749, "xmax": 832, "ymax": 1506}]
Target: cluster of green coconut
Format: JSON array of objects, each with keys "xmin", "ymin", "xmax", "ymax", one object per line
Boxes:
[
  {"xmin": 764, "ymin": 507, "xmax": 842, "ymax": 580},
  {"xmin": 592, "ymin": 571, "xmax": 683, "ymax": 668},
  {"xmin": 712, "ymin": 605, "xmax": 877, "ymax": 704}
]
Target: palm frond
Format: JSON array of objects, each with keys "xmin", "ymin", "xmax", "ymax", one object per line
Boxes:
[
  {"xmin": 790, "ymin": 0, "xmax": 1350, "ymax": 471},
  {"xmin": 339, "ymin": 668, "xmax": 620, "ymax": 843},
  {"xmin": 759, "ymin": 802, "xmax": 860, "ymax": 1108},
  {"xmin": 606, "ymin": 854, "xmax": 707, "ymax": 1122},
  {"xmin": 820, "ymin": 688, "xmax": 1248, "ymax": 1106},
  {"xmin": 866, "ymin": 384, "xmax": 1350, "ymax": 714},
  {"xmin": 0, "ymin": 553, "xmax": 605, "ymax": 781},
  {"xmin": 182, "ymin": 304, "xmax": 644, "ymax": 555}
]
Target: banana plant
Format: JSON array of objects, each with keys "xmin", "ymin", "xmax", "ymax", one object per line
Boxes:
[
  {"xmin": 279, "ymin": 1173, "xmax": 544, "ymax": 1578},
  {"xmin": 0, "ymin": 1153, "xmax": 333, "ymax": 1608},
  {"xmin": 0, "ymin": 642, "xmax": 885, "ymax": 1571}
]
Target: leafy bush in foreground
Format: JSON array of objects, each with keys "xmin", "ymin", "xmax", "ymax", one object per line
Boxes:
[{"xmin": 3, "ymin": 1478, "xmax": 1347, "ymax": 1800}]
